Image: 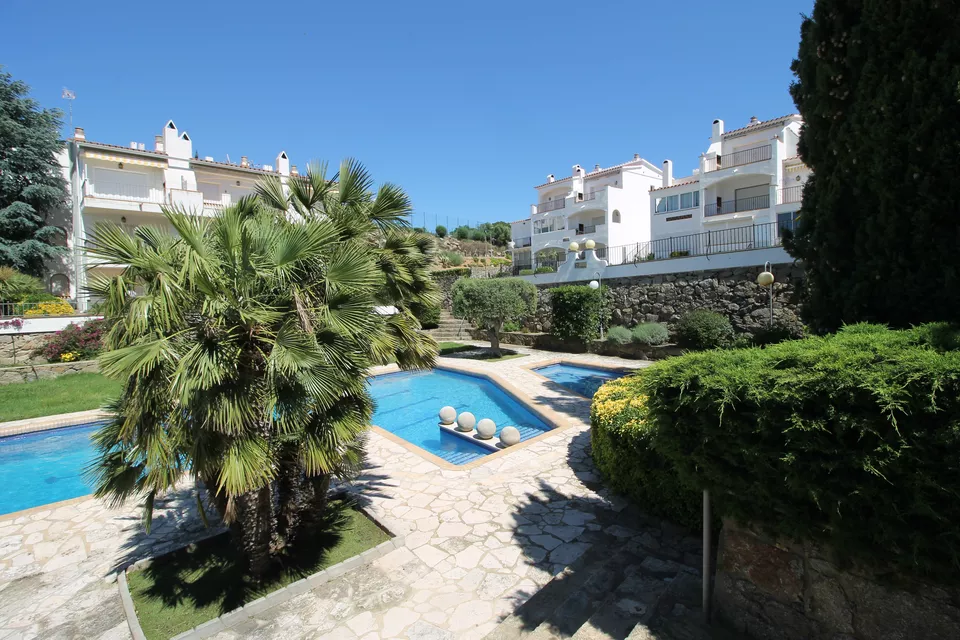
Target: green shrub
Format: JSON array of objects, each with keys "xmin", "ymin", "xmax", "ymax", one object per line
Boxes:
[
  {"xmin": 620, "ymin": 323, "xmax": 960, "ymax": 582},
  {"xmin": 34, "ymin": 318, "xmax": 112, "ymax": 362},
  {"xmin": 550, "ymin": 285, "xmax": 607, "ymax": 343},
  {"xmin": 534, "ymin": 266, "xmax": 556, "ymax": 274},
  {"xmin": 0, "ymin": 267, "xmax": 45, "ymax": 302},
  {"xmin": 674, "ymin": 309, "xmax": 734, "ymax": 349},
  {"xmin": 591, "ymin": 377, "xmax": 704, "ymax": 530},
  {"xmin": 605, "ymin": 326, "xmax": 632, "ymax": 345},
  {"xmin": 441, "ymin": 251, "xmax": 464, "ymax": 266},
  {"xmin": 668, "ymin": 250, "xmax": 690, "ymax": 258},
  {"xmin": 519, "ymin": 269, "xmax": 534, "ymax": 276},
  {"xmin": 413, "ymin": 303, "xmax": 441, "ymax": 329},
  {"xmin": 503, "ymin": 321, "xmax": 520, "ymax": 332},
  {"xmin": 631, "ymin": 322, "xmax": 669, "ymax": 346},
  {"xmin": 452, "ymin": 278, "xmax": 536, "ymax": 355},
  {"xmin": 435, "ymin": 225, "xmax": 447, "ymax": 238},
  {"xmin": 431, "ymin": 267, "xmax": 470, "ymax": 279},
  {"xmin": 751, "ymin": 321, "xmax": 803, "ymax": 346}
]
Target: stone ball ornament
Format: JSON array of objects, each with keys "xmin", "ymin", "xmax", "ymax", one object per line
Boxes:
[
  {"xmin": 757, "ymin": 271, "xmax": 775, "ymax": 287},
  {"xmin": 500, "ymin": 426, "xmax": 521, "ymax": 446},
  {"xmin": 439, "ymin": 406, "xmax": 457, "ymax": 425},
  {"xmin": 476, "ymin": 418, "xmax": 496, "ymax": 439},
  {"xmin": 456, "ymin": 412, "xmax": 476, "ymax": 432},
  {"xmin": 584, "ymin": 239, "xmax": 596, "ymax": 250},
  {"xmin": 568, "ymin": 241, "xmax": 579, "ymax": 252}
]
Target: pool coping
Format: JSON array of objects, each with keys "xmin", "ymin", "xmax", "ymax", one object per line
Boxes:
[
  {"xmin": 520, "ymin": 358, "xmax": 637, "ymax": 401},
  {"xmin": 366, "ymin": 359, "xmax": 579, "ymax": 471},
  {"xmin": 0, "ymin": 409, "xmax": 107, "ymax": 438}
]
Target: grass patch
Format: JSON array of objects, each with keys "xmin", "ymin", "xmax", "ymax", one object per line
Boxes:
[
  {"xmin": 437, "ymin": 342, "xmax": 526, "ymax": 362},
  {"xmin": 0, "ymin": 372, "xmax": 121, "ymax": 422},
  {"xmin": 128, "ymin": 499, "xmax": 389, "ymax": 640}
]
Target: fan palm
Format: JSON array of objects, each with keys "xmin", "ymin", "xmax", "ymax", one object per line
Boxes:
[{"xmin": 86, "ymin": 160, "xmax": 439, "ymax": 577}]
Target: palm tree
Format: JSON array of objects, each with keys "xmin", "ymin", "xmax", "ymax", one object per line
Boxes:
[{"xmin": 86, "ymin": 160, "xmax": 439, "ymax": 578}]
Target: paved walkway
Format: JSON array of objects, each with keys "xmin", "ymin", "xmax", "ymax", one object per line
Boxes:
[{"xmin": 0, "ymin": 347, "xmax": 698, "ymax": 640}]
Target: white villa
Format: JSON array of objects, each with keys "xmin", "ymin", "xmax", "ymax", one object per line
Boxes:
[
  {"xmin": 51, "ymin": 121, "xmax": 299, "ymax": 311},
  {"xmin": 509, "ymin": 155, "xmax": 663, "ymax": 270},
  {"xmin": 649, "ymin": 114, "xmax": 810, "ymax": 252}
]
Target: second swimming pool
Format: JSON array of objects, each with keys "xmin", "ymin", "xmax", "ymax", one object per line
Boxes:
[{"xmin": 534, "ymin": 363, "xmax": 628, "ymax": 398}]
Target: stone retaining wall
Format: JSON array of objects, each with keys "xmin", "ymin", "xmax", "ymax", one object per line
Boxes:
[
  {"xmin": 524, "ymin": 263, "xmax": 805, "ymax": 336},
  {"xmin": 470, "ymin": 329, "xmax": 685, "ymax": 360},
  {"xmin": 714, "ymin": 519, "xmax": 960, "ymax": 639},
  {"xmin": 0, "ymin": 332, "xmax": 51, "ymax": 366},
  {"xmin": 0, "ymin": 360, "xmax": 99, "ymax": 384}
]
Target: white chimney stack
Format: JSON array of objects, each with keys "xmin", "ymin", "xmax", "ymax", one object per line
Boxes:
[
  {"xmin": 662, "ymin": 160, "xmax": 674, "ymax": 188},
  {"xmin": 633, "ymin": 153, "xmax": 640, "ymax": 161},
  {"xmin": 749, "ymin": 116, "xmax": 759, "ymax": 125},
  {"xmin": 74, "ymin": 127, "xmax": 85, "ymax": 140},
  {"xmin": 572, "ymin": 164, "xmax": 583, "ymax": 176},
  {"xmin": 594, "ymin": 164, "xmax": 601, "ymax": 172},
  {"xmin": 276, "ymin": 151, "xmax": 290, "ymax": 176},
  {"xmin": 240, "ymin": 156, "xmax": 249, "ymax": 168},
  {"xmin": 130, "ymin": 142, "xmax": 137, "ymax": 149},
  {"xmin": 547, "ymin": 174, "xmax": 555, "ymax": 183},
  {"xmin": 154, "ymin": 135, "xmax": 163, "ymax": 152},
  {"xmin": 711, "ymin": 118, "xmax": 725, "ymax": 142}
]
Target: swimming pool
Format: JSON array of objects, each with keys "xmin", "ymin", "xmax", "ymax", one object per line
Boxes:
[
  {"xmin": 368, "ymin": 369, "xmax": 552, "ymax": 465},
  {"xmin": 535, "ymin": 363, "xmax": 628, "ymax": 398},
  {"xmin": 0, "ymin": 422, "xmax": 102, "ymax": 517}
]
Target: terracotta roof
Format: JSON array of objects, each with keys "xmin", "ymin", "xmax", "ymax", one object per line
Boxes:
[
  {"xmin": 649, "ymin": 179, "xmax": 700, "ymax": 193},
  {"xmin": 722, "ymin": 114, "xmax": 801, "ymax": 139},
  {"xmin": 510, "ymin": 218, "xmax": 530, "ymax": 225},
  {"xmin": 71, "ymin": 138, "xmax": 282, "ymax": 175},
  {"xmin": 533, "ymin": 156, "xmax": 659, "ymax": 189},
  {"xmin": 74, "ymin": 139, "xmax": 167, "ymax": 157},
  {"xmin": 191, "ymin": 157, "xmax": 281, "ymax": 176}
]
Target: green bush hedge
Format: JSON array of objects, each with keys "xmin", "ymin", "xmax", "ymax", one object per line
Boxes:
[
  {"xmin": 605, "ymin": 325, "xmax": 632, "ymax": 345},
  {"xmin": 550, "ymin": 285, "xmax": 606, "ymax": 343},
  {"xmin": 674, "ymin": 309, "xmax": 734, "ymax": 349},
  {"xmin": 535, "ymin": 266, "xmax": 556, "ymax": 274},
  {"xmin": 413, "ymin": 303, "xmax": 441, "ymax": 329},
  {"xmin": 631, "ymin": 322, "xmax": 669, "ymax": 346},
  {"xmin": 431, "ymin": 267, "xmax": 470, "ymax": 279},
  {"xmin": 592, "ymin": 323, "xmax": 960, "ymax": 582}
]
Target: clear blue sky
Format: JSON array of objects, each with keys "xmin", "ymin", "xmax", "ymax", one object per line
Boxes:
[{"xmin": 4, "ymin": 0, "xmax": 813, "ymax": 228}]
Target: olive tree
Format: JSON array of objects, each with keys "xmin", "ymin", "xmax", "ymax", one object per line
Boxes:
[{"xmin": 452, "ymin": 277, "xmax": 536, "ymax": 356}]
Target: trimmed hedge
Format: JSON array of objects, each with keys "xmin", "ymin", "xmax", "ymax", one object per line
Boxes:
[
  {"xmin": 605, "ymin": 326, "xmax": 632, "ymax": 345},
  {"xmin": 550, "ymin": 285, "xmax": 606, "ymax": 343},
  {"xmin": 631, "ymin": 322, "xmax": 669, "ymax": 346},
  {"xmin": 413, "ymin": 303, "xmax": 441, "ymax": 329},
  {"xmin": 674, "ymin": 309, "xmax": 734, "ymax": 349},
  {"xmin": 431, "ymin": 267, "xmax": 470, "ymax": 279},
  {"xmin": 591, "ymin": 323, "xmax": 960, "ymax": 582}
]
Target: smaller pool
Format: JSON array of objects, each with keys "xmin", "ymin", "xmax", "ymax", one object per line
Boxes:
[{"xmin": 535, "ymin": 363, "xmax": 628, "ymax": 398}]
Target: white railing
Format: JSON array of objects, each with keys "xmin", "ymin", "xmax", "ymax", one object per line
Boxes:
[{"xmin": 89, "ymin": 182, "xmax": 164, "ymax": 203}]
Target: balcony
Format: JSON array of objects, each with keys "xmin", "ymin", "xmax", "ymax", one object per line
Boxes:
[
  {"xmin": 513, "ymin": 236, "xmax": 532, "ymax": 248},
  {"xmin": 87, "ymin": 182, "xmax": 164, "ymax": 203},
  {"xmin": 574, "ymin": 223, "xmax": 605, "ymax": 235},
  {"xmin": 535, "ymin": 199, "xmax": 565, "ymax": 214},
  {"xmin": 705, "ymin": 144, "xmax": 772, "ymax": 172},
  {"xmin": 704, "ymin": 194, "xmax": 770, "ymax": 217},
  {"xmin": 778, "ymin": 185, "xmax": 803, "ymax": 205}
]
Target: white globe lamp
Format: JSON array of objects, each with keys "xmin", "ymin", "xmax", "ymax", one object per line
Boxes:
[
  {"xmin": 456, "ymin": 412, "xmax": 476, "ymax": 433},
  {"xmin": 476, "ymin": 418, "xmax": 496, "ymax": 440},
  {"xmin": 439, "ymin": 406, "xmax": 457, "ymax": 425},
  {"xmin": 584, "ymin": 239, "xmax": 596, "ymax": 250},
  {"xmin": 756, "ymin": 271, "xmax": 775, "ymax": 287},
  {"xmin": 500, "ymin": 426, "xmax": 521, "ymax": 446},
  {"xmin": 588, "ymin": 280, "xmax": 599, "ymax": 290},
  {"xmin": 568, "ymin": 241, "xmax": 579, "ymax": 252}
]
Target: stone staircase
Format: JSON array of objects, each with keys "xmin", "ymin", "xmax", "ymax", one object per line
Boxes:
[
  {"xmin": 484, "ymin": 525, "xmax": 736, "ymax": 640},
  {"xmin": 426, "ymin": 310, "xmax": 474, "ymax": 342}
]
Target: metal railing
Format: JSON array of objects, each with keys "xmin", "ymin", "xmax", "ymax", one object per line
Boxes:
[
  {"xmin": 535, "ymin": 199, "xmax": 565, "ymax": 213},
  {"xmin": 598, "ymin": 221, "xmax": 784, "ymax": 267},
  {"xmin": 778, "ymin": 185, "xmax": 803, "ymax": 204},
  {"xmin": 703, "ymin": 193, "xmax": 770, "ymax": 217},
  {"xmin": 575, "ymin": 224, "xmax": 598, "ymax": 235},
  {"xmin": 581, "ymin": 191, "xmax": 599, "ymax": 201},
  {"xmin": 705, "ymin": 144, "xmax": 772, "ymax": 172},
  {"xmin": 513, "ymin": 236, "xmax": 532, "ymax": 247},
  {"xmin": 89, "ymin": 182, "xmax": 164, "ymax": 203}
]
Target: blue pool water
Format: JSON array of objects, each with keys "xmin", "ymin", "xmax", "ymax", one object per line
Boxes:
[
  {"xmin": 0, "ymin": 422, "xmax": 102, "ymax": 516},
  {"xmin": 535, "ymin": 363, "xmax": 627, "ymax": 398},
  {"xmin": 368, "ymin": 369, "xmax": 552, "ymax": 465}
]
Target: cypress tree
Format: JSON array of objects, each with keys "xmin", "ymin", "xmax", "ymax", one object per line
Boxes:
[
  {"xmin": 787, "ymin": 0, "xmax": 960, "ymax": 332},
  {"xmin": 0, "ymin": 68, "xmax": 68, "ymax": 277}
]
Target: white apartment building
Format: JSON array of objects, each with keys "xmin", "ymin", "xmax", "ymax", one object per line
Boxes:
[
  {"xmin": 649, "ymin": 114, "xmax": 810, "ymax": 255},
  {"xmin": 51, "ymin": 120, "xmax": 299, "ymax": 310},
  {"xmin": 509, "ymin": 155, "xmax": 663, "ymax": 269}
]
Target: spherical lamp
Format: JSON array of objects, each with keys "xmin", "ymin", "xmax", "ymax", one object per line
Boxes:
[
  {"xmin": 500, "ymin": 426, "xmax": 521, "ymax": 446},
  {"xmin": 584, "ymin": 239, "xmax": 596, "ymax": 250},
  {"xmin": 588, "ymin": 280, "xmax": 600, "ymax": 290},
  {"xmin": 568, "ymin": 241, "xmax": 579, "ymax": 252},
  {"xmin": 456, "ymin": 412, "xmax": 476, "ymax": 432},
  {"xmin": 756, "ymin": 270, "xmax": 775, "ymax": 287},
  {"xmin": 476, "ymin": 418, "xmax": 496, "ymax": 440},
  {"xmin": 439, "ymin": 406, "xmax": 457, "ymax": 425}
]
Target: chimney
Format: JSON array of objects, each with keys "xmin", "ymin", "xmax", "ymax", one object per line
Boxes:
[
  {"xmin": 130, "ymin": 142, "xmax": 138, "ymax": 149},
  {"xmin": 138, "ymin": 143, "xmax": 145, "ymax": 151},
  {"xmin": 290, "ymin": 165, "xmax": 299, "ymax": 177},
  {"xmin": 154, "ymin": 135, "xmax": 164, "ymax": 152},
  {"xmin": 547, "ymin": 174, "xmax": 555, "ymax": 183},
  {"xmin": 572, "ymin": 164, "xmax": 583, "ymax": 176},
  {"xmin": 240, "ymin": 156, "xmax": 249, "ymax": 168},
  {"xmin": 594, "ymin": 164, "xmax": 601, "ymax": 172},
  {"xmin": 749, "ymin": 116, "xmax": 759, "ymax": 125},
  {"xmin": 73, "ymin": 127, "xmax": 85, "ymax": 140},
  {"xmin": 662, "ymin": 160, "xmax": 674, "ymax": 188},
  {"xmin": 712, "ymin": 118, "xmax": 725, "ymax": 142},
  {"xmin": 276, "ymin": 151, "xmax": 290, "ymax": 176},
  {"xmin": 633, "ymin": 153, "xmax": 640, "ymax": 161}
]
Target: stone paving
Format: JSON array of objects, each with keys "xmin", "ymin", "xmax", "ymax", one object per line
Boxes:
[{"xmin": 0, "ymin": 346, "xmax": 698, "ymax": 640}]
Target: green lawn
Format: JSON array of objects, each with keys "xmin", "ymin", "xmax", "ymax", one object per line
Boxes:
[
  {"xmin": 128, "ymin": 499, "xmax": 390, "ymax": 640},
  {"xmin": 0, "ymin": 372, "xmax": 121, "ymax": 422},
  {"xmin": 438, "ymin": 341, "xmax": 526, "ymax": 362}
]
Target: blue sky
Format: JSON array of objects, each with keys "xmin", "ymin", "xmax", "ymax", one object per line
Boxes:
[{"xmin": 4, "ymin": 0, "xmax": 813, "ymax": 228}]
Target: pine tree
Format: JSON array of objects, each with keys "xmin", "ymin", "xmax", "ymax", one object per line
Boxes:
[
  {"xmin": 786, "ymin": 0, "xmax": 960, "ymax": 332},
  {"xmin": 0, "ymin": 69, "xmax": 68, "ymax": 277}
]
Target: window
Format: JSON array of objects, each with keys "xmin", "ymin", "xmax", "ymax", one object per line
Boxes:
[
  {"xmin": 612, "ymin": 210, "xmax": 621, "ymax": 223},
  {"xmin": 680, "ymin": 191, "xmax": 699, "ymax": 209},
  {"xmin": 778, "ymin": 211, "xmax": 800, "ymax": 234},
  {"xmin": 657, "ymin": 190, "xmax": 699, "ymax": 213}
]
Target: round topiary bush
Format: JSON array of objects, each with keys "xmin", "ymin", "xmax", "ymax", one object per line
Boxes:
[
  {"xmin": 631, "ymin": 322, "xmax": 669, "ymax": 346},
  {"xmin": 675, "ymin": 310, "xmax": 734, "ymax": 349},
  {"xmin": 605, "ymin": 326, "xmax": 632, "ymax": 345}
]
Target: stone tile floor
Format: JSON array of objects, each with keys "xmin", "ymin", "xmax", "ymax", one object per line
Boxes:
[{"xmin": 0, "ymin": 346, "xmax": 699, "ymax": 640}]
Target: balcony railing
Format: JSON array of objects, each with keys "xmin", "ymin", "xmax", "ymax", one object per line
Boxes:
[
  {"xmin": 703, "ymin": 194, "xmax": 771, "ymax": 217},
  {"xmin": 513, "ymin": 236, "xmax": 532, "ymax": 247},
  {"xmin": 574, "ymin": 224, "xmax": 600, "ymax": 235},
  {"xmin": 580, "ymin": 191, "xmax": 599, "ymax": 201},
  {"xmin": 705, "ymin": 144, "xmax": 772, "ymax": 172},
  {"xmin": 778, "ymin": 185, "xmax": 803, "ymax": 204},
  {"xmin": 89, "ymin": 182, "xmax": 164, "ymax": 203},
  {"xmin": 535, "ymin": 199, "xmax": 565, "ymax": 213}
]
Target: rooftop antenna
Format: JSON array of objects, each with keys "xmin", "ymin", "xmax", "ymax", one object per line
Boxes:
[
  {"xmin": 225, "ymin": 154, "xmax": 231, "ymax": 164},
  {"xmin": 61, "ymin": 87, "xmax": 76, "ymax": 133}
]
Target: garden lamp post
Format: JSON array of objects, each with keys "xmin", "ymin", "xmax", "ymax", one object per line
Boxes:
[
  {"xmin": 757, "ymin": 262, "xmax": 775, "ymax": 328},
  {"xmin": 588, "ymin": 272, "xmax": 604, "ymax": 340}
]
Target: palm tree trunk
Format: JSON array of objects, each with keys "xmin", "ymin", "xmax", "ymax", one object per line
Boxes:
[
  {"xmin": 276, "ymin": 452, "xmax": 310, "ymax": 549},
  {"xmin": 233, "ymin": 485, "xmax": 275, "ymax": 579}
]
